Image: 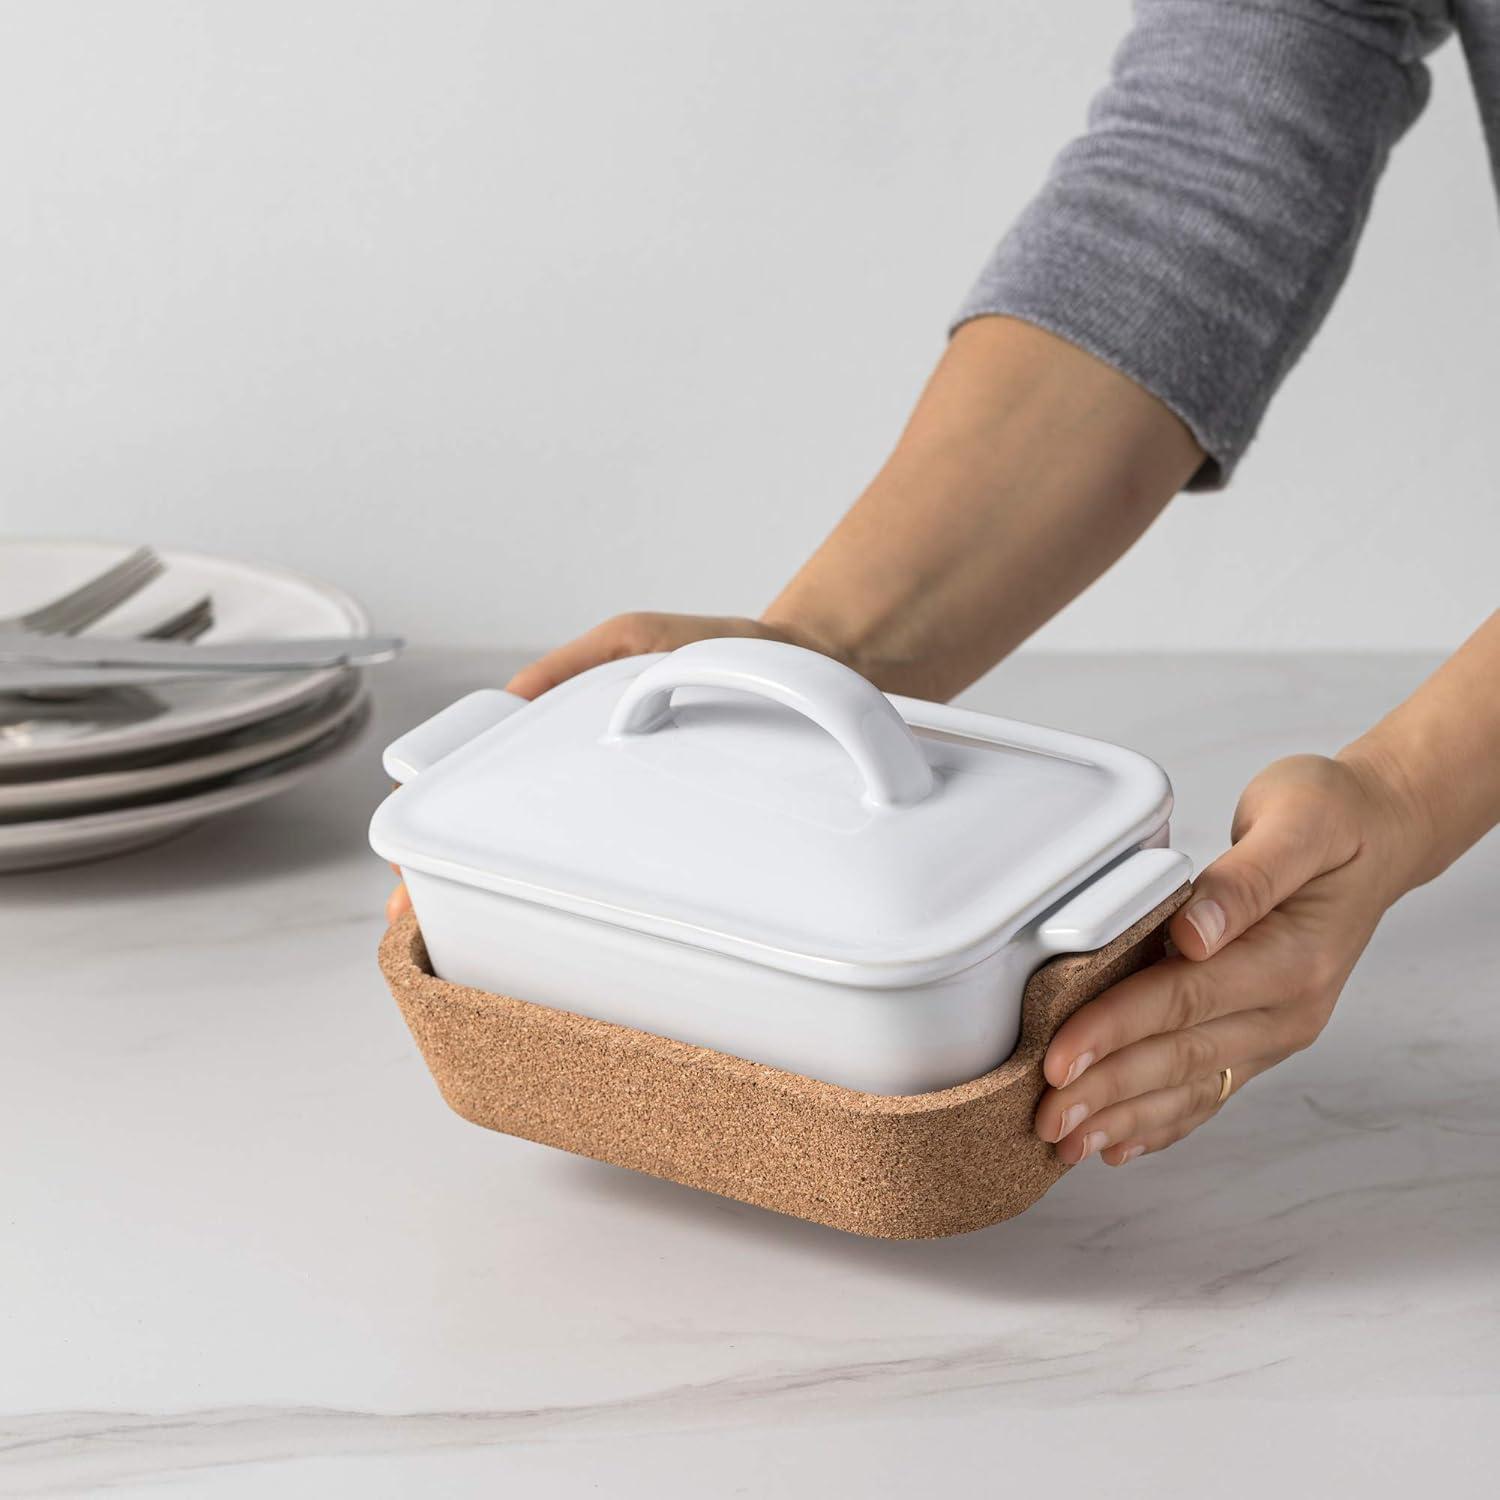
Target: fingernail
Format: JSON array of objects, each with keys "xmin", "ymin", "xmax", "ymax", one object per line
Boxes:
[
  {"xmin": 1079, "ymin": 1131, "xmax": 1107, "ymax": 1160},
  {"xmin": 1185, "ymin": 898, "xmax": 1226, "ymax": 953},
  {"xmin": 1118, "ymin": 1144, "xmax": 1145, "ymax": 1164},
  {"xmin": 1062, "ymin": 1051, "xmax": 1095, "ymax": 1087},
  {"xmin": 1053, "ymin": 1102, "xmax": 1089, "ymax": 1143}
]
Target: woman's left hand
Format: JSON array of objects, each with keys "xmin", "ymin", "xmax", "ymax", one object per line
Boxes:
[{"xmin": 1034, "ymin": 752, "xmax": 1421, "ymax": 1166}]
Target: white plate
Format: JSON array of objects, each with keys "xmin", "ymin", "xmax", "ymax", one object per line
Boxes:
[
  {"xmin": 0, "ymin": 540, "xmax": 369, "ymax": 770},
  {"xmin": 0, "ymin": 679, "xmax": 367, "ymax": 817},
  {"xmin": 0, "ymin": 698, "xmax": 370, "ymax": 873}
]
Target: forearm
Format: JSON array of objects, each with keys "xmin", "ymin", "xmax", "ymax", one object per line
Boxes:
[
  {"xmin": 1340, "ymin": 611, "xmax": 1500, "ymax": 897},
  {"xmin": 762, "ymin": 317, "xmax": 1202, "ymax": 701},
  {"xmin": 954, "ymin": 1, "xmax": 1438, "ymax": 489}
]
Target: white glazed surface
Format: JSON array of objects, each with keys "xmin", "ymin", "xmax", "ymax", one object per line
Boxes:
[
  {"xmin": 6, "ymin": 648, "xmax": 1496, "ymax": 1497},
  {"xmin": 378, "ymin": 641, "xmax": 1180, "ymax": 1092},
  {"xmin": 0, "ymin": 701, "xmax": 369, "ymax": 873},
  {"xmin": 405, "ymin": 869, "xmax": 1040, "ymax": 1095},
  {"xmin": 370, "ymin": 644, "xmax": 1175, "ymax": 987},
  {"xmin": 403, "ymin": 840, "xmax": 1187, "ymax": 1095},
  {"xmin": 0, "ymin": 680, "xmax": 367, "ymax": 817}
]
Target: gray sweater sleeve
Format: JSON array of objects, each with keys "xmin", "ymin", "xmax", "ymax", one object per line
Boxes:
[{"xmin": 954, "ymin": 0, "xmax": 1451, "ymax": 487}]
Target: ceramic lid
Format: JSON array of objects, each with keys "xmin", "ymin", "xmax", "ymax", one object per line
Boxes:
[{"xmin": 369, "ymin": 640, "xmax": 1173, "ymax": 987}]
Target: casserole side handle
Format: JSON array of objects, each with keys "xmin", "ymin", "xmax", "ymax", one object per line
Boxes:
[
  {"xmin": 1035, "ymin": 847, "xmax": 1193, "ymax": 957},
  {"xmin": 382, "ymin": 689, "xmax": 529, "ymax": 783}
]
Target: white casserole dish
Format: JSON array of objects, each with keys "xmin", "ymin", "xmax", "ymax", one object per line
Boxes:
[{"xmin": 369, "ymin": 639, "xmax": 1189, "ymax": 1096}]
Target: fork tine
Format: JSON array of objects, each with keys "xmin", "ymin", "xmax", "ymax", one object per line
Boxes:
[
  {"xmin": 14, "ymin": 546, "xmax": 158, "ymax": 634},
  {"xmin": 140, "ymin": 595, "xmax": 214, "ymax": 642},
  {"xmin": 14, "ymin": 546, "xmax": 164, "ymax": 636},
  {"xmin": 48, "ymin": 547, "xmax": 165, "ymax": 634},
  {"xmin": 10, "ymin": 550, "xmax": 143, "ymax": 633}
]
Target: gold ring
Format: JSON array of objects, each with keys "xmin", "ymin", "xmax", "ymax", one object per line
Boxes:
[{"xmin": 1215, "ymin": 1066, "xmax": 1233, "ymax": 1108}]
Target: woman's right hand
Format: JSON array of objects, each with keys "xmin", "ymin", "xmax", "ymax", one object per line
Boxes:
[
  {"xmin": 501, "ymin": 611, "xmax": 838, "ymax": 700},
  {"xmin": 384, "ymin": 611, "xmax": 841, "ymax": 925}
]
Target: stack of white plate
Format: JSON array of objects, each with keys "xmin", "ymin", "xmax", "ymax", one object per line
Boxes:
[{"xmin": 0, "ymin": 540, "xmax": 378, "ymax": 873}]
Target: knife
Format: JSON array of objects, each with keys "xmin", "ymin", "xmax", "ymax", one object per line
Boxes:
[{"xmin": 0, "ymin": 634, "xmax": 404, "ymax": 673}]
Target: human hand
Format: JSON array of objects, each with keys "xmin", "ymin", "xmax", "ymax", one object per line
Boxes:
[
  {"xmin": 1033, "ymin": 752, "xmax": 1422, "ymax": 1167},
  {"xmin": 384, "ymin": 612, "xmax": 841, "ymax": 924},
  {"xmin": 501, "ymin": 612, "xmax": 838, "ymax": 700}
]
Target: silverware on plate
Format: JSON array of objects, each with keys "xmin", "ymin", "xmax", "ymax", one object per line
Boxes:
[
  {"xmin": 0, "ymin": 634, "xmax": 404, "ymax": 691},
  {"xmin": 18, "ymin": 594, "xmax": 217, "ymax": 704},
  {"xmin": 0, "ymin": 545, "xmax": 165, "ymax": 636}
]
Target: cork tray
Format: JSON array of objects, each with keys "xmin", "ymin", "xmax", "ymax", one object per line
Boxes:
[{"xmin": 378, "ymin": 884, "xmax": 1189, "ymax": 1240}]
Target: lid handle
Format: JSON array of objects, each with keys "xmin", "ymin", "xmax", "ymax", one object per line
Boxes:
[{"xmin": 605, "ymin": 638, "xmax": 934, "ymax": 809}]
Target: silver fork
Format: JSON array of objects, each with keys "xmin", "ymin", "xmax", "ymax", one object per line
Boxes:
[{"xmin": 0, "ymin": 546, "xmax": 165, "ymax": 637}]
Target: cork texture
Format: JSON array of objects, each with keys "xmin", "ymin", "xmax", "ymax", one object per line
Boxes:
[{"xmin": 379, "ymin": 884, "xmax": 1191, "ymax": 1239}]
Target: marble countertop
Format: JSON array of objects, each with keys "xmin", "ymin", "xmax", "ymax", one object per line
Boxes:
[{"xmin": 3, "ymin": 649, "xmax": 1497, "ymax": 1497}]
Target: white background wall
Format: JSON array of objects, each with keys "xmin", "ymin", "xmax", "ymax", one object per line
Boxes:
[{"xmin": 0, "ymin": 0, "xmax": 1494, "ymax": 654}]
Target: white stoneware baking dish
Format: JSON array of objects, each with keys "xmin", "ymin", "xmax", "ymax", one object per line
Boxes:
[{"xmin": 370, "ymin": 639, "xmax": 1189, "ymax": 1096}]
